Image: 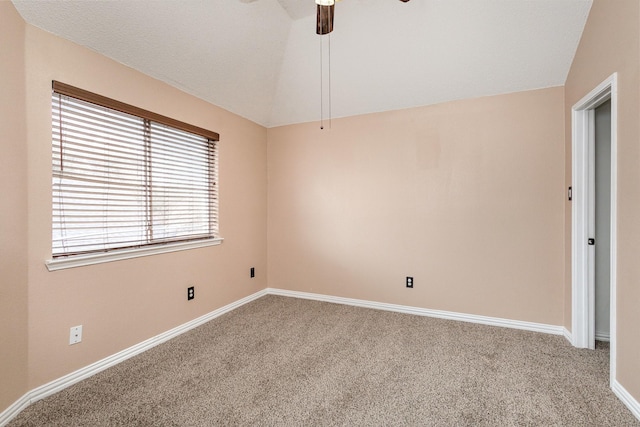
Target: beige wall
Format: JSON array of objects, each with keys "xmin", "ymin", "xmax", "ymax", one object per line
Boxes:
[
  {"xmin": 564, "ymin": 0, "xmax": 640, "ymax": 404},
  {"xmin": 0, "ymin": 1, "xmax": 29, "ymax": 412},
  {"xmin": 268, "ymin": 87, "xmax": 565, "ymax": 326},
  {"xmin": 5, "ymin": 0, "xmax": 639, "ymax": 419},
  {"xmin": 15, "ymin": 21, "xmax": 268, "ymax": 392}
]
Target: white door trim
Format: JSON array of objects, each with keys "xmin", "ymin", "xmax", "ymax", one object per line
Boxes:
[{"xmin": 571, "ymin": 73, "xmax": 618, "ymax": 384}]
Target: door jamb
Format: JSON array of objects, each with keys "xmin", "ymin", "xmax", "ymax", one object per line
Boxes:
[{"xmin": 571, "ymin": 73, "xmax": 617, "ymax": 384}]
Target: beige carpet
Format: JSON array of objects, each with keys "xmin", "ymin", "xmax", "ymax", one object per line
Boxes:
[{"xmin": 8, "ymin": 295, "xmax": 639, "ymax": 426}]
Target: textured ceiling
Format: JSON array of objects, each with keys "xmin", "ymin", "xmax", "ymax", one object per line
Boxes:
[
  {"xmin": 12, "ymin": 0, "xmax": 592, "ymax": 127},
  {"xmin": 276, "ymin": 0, "xmax": 316, "ymax": 20}
]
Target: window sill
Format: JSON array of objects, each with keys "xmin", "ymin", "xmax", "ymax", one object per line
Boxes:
[{"xmin": 45, "ymin": 237, "xmax": 223, "ymax": 271}]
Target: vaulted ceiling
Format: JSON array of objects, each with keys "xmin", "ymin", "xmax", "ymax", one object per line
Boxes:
[{"xmin": 12, "ymin": 0, "xmax": 592, "ymax": 128}]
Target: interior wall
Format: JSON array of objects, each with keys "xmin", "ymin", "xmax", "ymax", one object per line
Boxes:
[
  {"xmin": 23, "ymin": 24, "xmax": 268, "ymax": 390},
  {"xmin": 564, "ymin": 0, "xmax": 640, "ymax": 401},
  {"xmin": 0, "ymin": 1, "xmax": 29, "ymax": 413},
  {"xmin": 7, "ymin": 0, "xmax": 638, "ymax": 417},
  {"xmin": 267, "ymin": 87, "xmax": 565, "ymax": 326}
]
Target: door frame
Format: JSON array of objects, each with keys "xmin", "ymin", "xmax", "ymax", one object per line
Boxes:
[{"xmin": 571, "ymin": 73, "xmax": 617, "ymax": 383}]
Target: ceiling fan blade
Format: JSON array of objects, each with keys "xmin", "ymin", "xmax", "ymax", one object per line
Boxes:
[{"xmin": 316, "ymin": 0, "xmax": 407, "ymax": 36}]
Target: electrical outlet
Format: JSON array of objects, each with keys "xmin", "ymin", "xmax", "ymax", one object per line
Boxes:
[
  {"xmin": 187, "ymin": 286, "xmax": 195, "ymax": 301},
  {"xmin": 406, "ymin": 277, "xmax": 413, "ymax": 288},
  {"xmin": 69, "ymin": 325, "xmax": 82, "ymax": 345},
  {"xmin": 250, "ymin": 267, "xmax": 255, "ymax": 278}
]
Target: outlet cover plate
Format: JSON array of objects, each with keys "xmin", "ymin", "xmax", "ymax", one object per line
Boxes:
[{"xmin": 69, "ymin": 325, "xmax": 82, "ymax": 345}]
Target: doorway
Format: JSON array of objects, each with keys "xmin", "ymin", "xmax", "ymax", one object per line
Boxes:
[
  {"xmin": 571, "ymin": 73, "xmax": 617, "ymax": 383},
  {"xmin": 594, "ymin": 100, "xmax": 611, "ymax": 343}
]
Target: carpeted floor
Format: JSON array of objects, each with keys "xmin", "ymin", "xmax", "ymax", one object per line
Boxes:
[{"xmin": 8, "ymin": 295, "xmax": 639, "ymax": 426}]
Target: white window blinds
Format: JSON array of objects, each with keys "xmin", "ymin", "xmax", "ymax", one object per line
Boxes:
[{"xmin": 52, "ymin": 83, "xmax": 219, "ymax": 258}]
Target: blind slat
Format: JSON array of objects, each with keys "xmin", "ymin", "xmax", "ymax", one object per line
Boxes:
[{"xmin": 52, "ymin": 88, "xmax": 219, "ymax": 257}]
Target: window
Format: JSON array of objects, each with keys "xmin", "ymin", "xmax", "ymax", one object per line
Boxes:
[{"xmin": 49, "ymin": 82, "xmax": 220, "ymax": 269}]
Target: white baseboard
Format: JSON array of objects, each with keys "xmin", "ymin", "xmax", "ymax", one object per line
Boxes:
[
  {"xmin": 0, "ymin": 289, "xmax": 267, "ymax": 427},
  {"xmin": 0, "ymin": 394, "xmax": 31, "ymax": 427},
  {"xmin": 596, "ymin": 332, "xmax": 611, "ymax": 342},
  {"xmin": 612, "ymin": 380, "xmax": 640, "ymax": 421},
  {"xmin": 563, "ymin": 327, "xmax": 573, "ymax": 345},
  {"xmin": 266, "ymin": 288, "xmax": 565, "ymax": 336}
]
